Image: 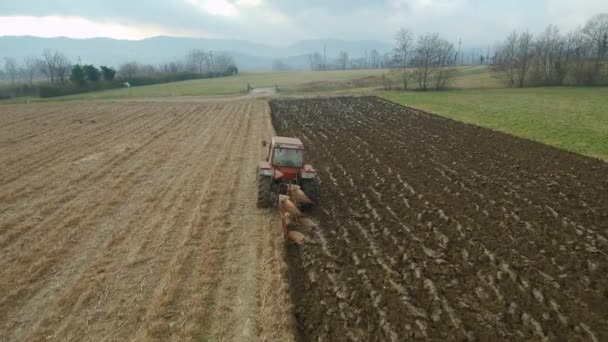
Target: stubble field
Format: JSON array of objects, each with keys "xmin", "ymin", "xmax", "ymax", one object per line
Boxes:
[{"xmin": 0, "ymin": 100, "xmax": 294, "ymax": 341}]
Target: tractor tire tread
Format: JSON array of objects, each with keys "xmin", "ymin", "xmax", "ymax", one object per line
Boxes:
[{"xmin": 257, "ymin": 174, "xmax": 272, "ymax": 208}]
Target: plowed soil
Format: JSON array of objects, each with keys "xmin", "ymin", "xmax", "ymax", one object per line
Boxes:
[
  {"xmin": 0, "ymin": 100, "xmax": 295, "ymax": 341},
  {"xmin": 270, "ymin": 97, "xmax": 608, "ymax": 341}
]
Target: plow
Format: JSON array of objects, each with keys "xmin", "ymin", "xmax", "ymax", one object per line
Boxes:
[{"xmin": 258, "ymin": 136, "xmax": 319, "ymax": 245}]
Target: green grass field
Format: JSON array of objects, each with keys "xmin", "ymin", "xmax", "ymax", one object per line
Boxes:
[
  {"xmin": 381, "ymin": 87, "xmax": 608, "ymax": 160},
  {"xmin": 58, "ymin": 69, "xmax": 390, "ymax": 100},
  {"xmin": 449, "ymin": 66, "xmax": 501, "ymax": 89}
]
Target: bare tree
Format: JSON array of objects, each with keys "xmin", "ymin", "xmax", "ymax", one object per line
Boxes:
[
  {"xmin": 22, "ymin": 56, "xmax": 40, "ymax": 86},
  {"xmin": 351, "ymin": 57, "xmax": 368, "ymax": 69},
  {"xmin": 568, "ymin": 29, "xmax": 596, "ymax": 85},
  {"xmin": 411, "ymin": 33, "xmax": 441, "ymax": 90},
  {"xmin": 3, "ymin": 57, "xmax": 18, "ymax": 84},
  {"xmin": 272, "ymin": 60, "xmax": 289, "ymax": 71},
  {"xmin": 394, "ymin": 27, "xmax": 414, "ymax": 90},
  {"xmin": 337, "ymin": 51, "xmax": 349, "ymax": 70},
  {"xmin": 119, "ymin": 62, "xmax": 139, "ymax": 79},
  {"xmin": 531, "ymin": 25, "xmax": 585, "ymax": 86},
  {"xmin": 41, "ymin": 49, "xmax": 58, "ymax": 84},
  {"xmin": 370, "ymin": 49, "xmax": 381, "ymax": 69},
  {"xmin": 40, "ymin": 49, "xmax": 71, "ymax": 85},
  {"xmin": 308, "ymin": 53, "xmax": 323, "ymax": 71},
  {"xmin": 186, "ymin": 49, "xmax": 210, "ymax": 73},
  {"xmin": 161, "ymin": 61, "xmax": 185, "ymax": 73},
  {"xmin": 556, "ymin": 29, "xmax": 575, "ymax": 84},
  {"xmin": 213, "ymin": 52, "xmax": 235, "ymax": 72},
  {"xmin": 495, "ymin": 32, "xmax": 519, "ymax": 86},
  {"xmin": 55, "ymin": 54, "xmax": 72, "ymax": 85},
  {"xmin": 489, "ymin": 14, "xmax": 608, "ymax": 87},
  {"xmin": 432, "ymin": 39, "xmax": 457, "ymax": 90},
  {"xmin": 583, "ymin": 13, "xmax": 608, "ymax": 77},
  {"xmin": 516, "ymin": 31, "xmax": 533, "ymax": 87},
  {"xmin": 494, "ymin": 31, "xmax": 534, "ymax": 87},
  {"xmin": 140, "ymin": 64, "xmax": 157, "ymax": 74}
]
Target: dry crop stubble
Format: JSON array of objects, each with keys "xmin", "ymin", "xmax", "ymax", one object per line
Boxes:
[{"xmin": 0, "ymin": 99, "xmax": 295, "ymax": 341}]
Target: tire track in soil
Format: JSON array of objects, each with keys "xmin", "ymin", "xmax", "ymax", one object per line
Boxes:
[
  {"xmin": 271, "ymin": 96, "xmax": 608, "ymax": 341},
  {"xmin": 0, "ymin": 100, "xmax": 295, "ymax": 342}
]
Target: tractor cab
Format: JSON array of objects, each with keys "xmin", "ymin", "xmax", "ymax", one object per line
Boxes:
[
  {"xmin": 265, "ymin": 137, "xmax": 305, "ymax": 181},
  {"xmin": 258, "ymin": 136, "xmax": 319, "ymax": 208},
  {"xmin": 272, "ymin": 144, "xmax": 303, "ymax": 168}
]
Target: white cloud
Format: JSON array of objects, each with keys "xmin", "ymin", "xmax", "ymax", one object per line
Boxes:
[
  {"xmin": 236, "ymin": 0, "xmax": 262, "ymax": 7},
  {"xmin": 1, "ymin": 0, "xmax": 606, "ymax": 44},
  {"xmin": 0, "ymin": 15, "xmax": 214, "ymax": 40},
  {"xmin": 187, "ymin": 0, "xmax": 238, "ymax": 17},
  {"xmin": 389, "ymin": 0, "xmax": 469, "ymax": 13},
  {"xmin": 546, "ymin": 0, "xmax": 607, "ymax": 30},
  {"xmin": 186, "ymin": 0, "xmax": 263, "ymax": 17}
]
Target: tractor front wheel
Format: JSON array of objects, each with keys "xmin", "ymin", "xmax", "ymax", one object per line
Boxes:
[{"xmin": 257, "ymin": 174, "xmax": 272, "ymax": 208}]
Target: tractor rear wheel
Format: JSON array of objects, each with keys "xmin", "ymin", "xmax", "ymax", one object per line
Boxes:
[
  {"xmin": 257, "ymin": 174, "xmax": 272, "ymax": 208},
  {"xmin": 300, "ymin": 178, "xmax": 320, "ymax": 209}
]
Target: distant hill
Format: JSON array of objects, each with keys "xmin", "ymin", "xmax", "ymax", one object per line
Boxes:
[{"xmin": 0, "ymin": 36, "xmax": 394, "ymax": 71}]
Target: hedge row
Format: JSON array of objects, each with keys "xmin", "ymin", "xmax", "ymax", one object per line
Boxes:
[{"xmin": 2, "ymin": 69, "xmax": 238, "ymax": 99}]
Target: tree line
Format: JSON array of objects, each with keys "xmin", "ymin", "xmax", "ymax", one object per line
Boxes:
[
  {"xmin": 2, "ymin": 49, "xmax": 73, "ymax": 87},
  {"xmin": 0, "ymin": 48, "xmax": 238, "ymax": 99},
  {"xmin": 298, "ymin": 30, "xmax": 458, "ymax": 91},
  {"xmin": 296, "ymin": 13, "xmax": 607, "ymax": 91},
  {"xmin": 122, "ymin": 49, "xmax": 238, "ymax": 77},
  {"xmin": 384, "ymin": 28, "xmax": 457, "ymax": 91},
  {"xmin": 493, "ymin": 14, "xmax": 608, "ymax": 87},
  {"xmin": 301, "ymin": 49, "xmax": 388, "ymax": 72},
  {"xmin": 398, "ymin": 14, "xmax": 608, "ymax": 90}
]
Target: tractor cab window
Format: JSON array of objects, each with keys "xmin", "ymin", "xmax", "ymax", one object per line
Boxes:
[{"xmin": 273, "ymin": 148, "xmax": 303, "ymax": 168}]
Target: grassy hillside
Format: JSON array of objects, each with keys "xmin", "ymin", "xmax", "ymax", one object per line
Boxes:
[
  {"xmin": 381, "ymin": 87, "xmax": 608, "ymax": 160},
  {"xmin": 450, "ymin": 65, "xmax": 501, "ymax": 89}
]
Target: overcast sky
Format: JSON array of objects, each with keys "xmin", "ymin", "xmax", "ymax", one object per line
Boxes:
[{"xmin": 0, "ymin": 0, "xmax": 606, "ymax": 44}]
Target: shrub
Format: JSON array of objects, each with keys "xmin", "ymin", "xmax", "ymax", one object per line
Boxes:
[{"xmin": 0, "ymin": 83, "xmax": 39, "ymax": 99}]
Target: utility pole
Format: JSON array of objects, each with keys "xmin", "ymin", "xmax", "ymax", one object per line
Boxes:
[
  {"xmin": 323, "ymin": 44, "xmax": 326, "ymax": 71},
  {"xmin": 210, "ymin": 51, "xmax": 214, "ymax": 71},
  {"xmin": 456, "ymin": 38, "xmax": 461, "ymax": 65},
  {"xmin": 486, "ymin": 45, "xmax": 490, "ymax": 65}
]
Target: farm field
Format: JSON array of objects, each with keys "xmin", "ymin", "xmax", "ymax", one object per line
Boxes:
[
  {"xmin": 271, "ymin": 97, "xmax": 608, "ymax": 341},
  {"xmin": 0, "ymin": 100, "xmax": 295, "ymax": 341},
  {"xmin": 1, "ymin": 66, "xmax": 499, "ymax": 104},
  {"xmin": 381, "ymin": 87, "xmax": 608, "ymax": 160},
  {"xmin": 58, "ymin": 69, "xmax": 390, "ymax": 101}
]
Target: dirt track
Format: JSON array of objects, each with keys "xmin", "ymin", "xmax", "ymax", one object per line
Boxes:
[
  {"xmin": 271, "ymin": 97, "xmax": 608, "ymax": 341},
  {"xmin": 0, "ymin": 100, "xmax": 295, "ymax": 341}
]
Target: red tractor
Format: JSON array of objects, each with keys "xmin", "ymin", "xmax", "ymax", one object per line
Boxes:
[{"xmin": 258, "ymin": 136, "xmax": 319, "ymax": 208}]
